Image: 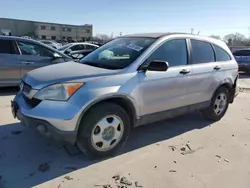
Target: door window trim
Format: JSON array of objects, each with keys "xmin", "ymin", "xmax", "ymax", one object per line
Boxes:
[
  {"xmin": 13, "ymin": 40, "xmax": 22, "ymax": 55},
  {"xmin": 15, "ymin": 40, "xmax": 55, "ymax": 57},
  {"xmin": 188, "ymin": 38, "xmax": 216, "ymax": 65},
  {"xmin": 138, "ymin": 37, "xmax": 190, "ymax": 70}
]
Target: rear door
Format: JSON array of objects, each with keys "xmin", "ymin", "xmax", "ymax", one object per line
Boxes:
[
  {"xmin": 187, "ymin": 39, "xmax": 219, "ymax": 105},
  {"xmin": 0, "ymin": 39, "xmax": 21, "ymax": 86},
  {"xmin": 15, "ymin": 40, "xmax": 60, "ymax": 77}
]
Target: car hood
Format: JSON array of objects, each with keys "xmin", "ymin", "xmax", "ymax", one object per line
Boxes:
[{"xmin": 23, "ymin": 61, "xmax": 119, "ymax": 89}]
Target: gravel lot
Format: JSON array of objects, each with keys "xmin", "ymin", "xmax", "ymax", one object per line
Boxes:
[{"xmin": 0, "ymin": 75, "xmax": 250, "ymax": 188}]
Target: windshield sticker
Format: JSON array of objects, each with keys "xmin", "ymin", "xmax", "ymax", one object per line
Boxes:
[{"xmin": 126, "ymin": 44, "xmax": 143, "ymax": 52}]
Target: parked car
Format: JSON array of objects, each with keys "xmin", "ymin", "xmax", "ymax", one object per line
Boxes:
[
  {"xmin": 40, "ymin": 40, "xmax": 62, "ymax": 49},
  {"xmin": 56, "ymin": 39, "xmax": 68, "ymax": 45},
  {"xmin": 58, "ymin": 42, "xmax": 99, "ymax": 58},
  {"xmin": 12, "ymin": 33, "xmax": 238, "ymax": 158},
  {"xmin": 232, "ymin": 48, "xmax": 250, "ymax": 74},
  {"xmin": 0, "ymin": 36, "xmax": 73, "ymax": 87}
]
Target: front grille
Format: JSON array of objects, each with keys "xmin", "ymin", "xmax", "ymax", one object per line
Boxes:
[{"xmin": 23, "ymin": 94, "xmax": 41, "ymax": 108}]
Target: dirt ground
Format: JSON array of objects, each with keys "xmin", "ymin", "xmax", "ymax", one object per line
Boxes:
[{"xmin": 0, "ymin": 75, "xmax": 250, "ymax": 188}]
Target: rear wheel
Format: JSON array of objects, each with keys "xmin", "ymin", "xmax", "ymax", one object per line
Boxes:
[
  {"xmin": 203, "ymin": 87, "xmax": 229, "ymax": 121},
  {"xmin": 77, "ymin": 102, "xmax": 131, "ymax": 158}
]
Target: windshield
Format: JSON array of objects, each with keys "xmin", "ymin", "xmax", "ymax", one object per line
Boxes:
[
  {"xmin": 80, "ymin": 37, "xmax": 155, "ymax": 69},
  {"xmin": 58, "ymin": 43, "xmax": 72, "ymax": 51}
]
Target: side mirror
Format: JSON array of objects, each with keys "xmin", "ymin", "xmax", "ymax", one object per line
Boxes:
[
  {"xmin": 147, "ymin": 60, "xmax": 169, "ymax": 72},
  {"xmin": 65, "ymin": 49, "xmax": 72, "ymax": 54},
  {"xmin": 52, "ymin": 53, "xmax": 62, "ymax": 61}
]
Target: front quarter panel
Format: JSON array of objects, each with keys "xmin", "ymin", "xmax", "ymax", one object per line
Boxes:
[{"xmin": 70, "ymin": 72, "xmax": 140, "ymax": 124}]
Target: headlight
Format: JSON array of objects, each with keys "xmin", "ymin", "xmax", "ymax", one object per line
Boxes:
[{"xmin": 34, "ymin": 83, "xmax": 84, "ymax": 101}]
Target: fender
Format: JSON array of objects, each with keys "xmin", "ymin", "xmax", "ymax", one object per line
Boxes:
[
  {"xmin": 75, "ymin": 94, "xmax": 139, "ymax": 132},
  {"xmin": 210, "ymin": 77, "xmax": 235, "ymax": 102}
]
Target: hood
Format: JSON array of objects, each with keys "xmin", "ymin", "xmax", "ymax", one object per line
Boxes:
[{"xmin": 23, "ymin": 62, "xmax": 119, "ymax": 89}]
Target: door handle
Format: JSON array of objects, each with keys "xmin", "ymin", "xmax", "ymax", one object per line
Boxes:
[
  {"xmin": 214, "ymin": 65, "xmax": 221, "ymax": 70},
  {"xmin": 179, "ymin": 69, "xmax": 190, "ymax": 75},
  {"xmin": 21, "ymin": 61, "xmax": 34, "ymax": 65}
]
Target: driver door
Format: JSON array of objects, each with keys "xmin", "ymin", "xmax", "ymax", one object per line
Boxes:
[
  {"xmin": 15, "ymin": 40, "xmax": 56, "ymax": 77},
  {"xmin": 139, "ymin": 38, "xmax": 193, "ymax": 123}
]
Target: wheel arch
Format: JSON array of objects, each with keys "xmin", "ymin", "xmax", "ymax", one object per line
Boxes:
[
  {"xmin": 75, "ymin": 95, "xmax": 139, "ymax": 133},
  {"xmin": 211, "ymin": 78, "xmax": 236, "ymax": 103}
]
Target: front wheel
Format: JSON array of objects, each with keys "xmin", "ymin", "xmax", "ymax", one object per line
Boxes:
[
  {"xmin": 77, "ymin": 102, "xmax": 131, "ymax": 158},
  {"xmin": 203, "ymin": 87, "xmax": 229, "ymax": 121}
]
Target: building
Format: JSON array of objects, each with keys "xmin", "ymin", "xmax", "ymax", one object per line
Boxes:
[{"xmin": 0, "ymin": 18, "xmax": 93, "ymax": 41}]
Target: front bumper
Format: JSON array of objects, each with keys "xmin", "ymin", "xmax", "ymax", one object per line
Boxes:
[{"xmin": 11, "ymin": 92, "xmax": 81, "ymax": 144}]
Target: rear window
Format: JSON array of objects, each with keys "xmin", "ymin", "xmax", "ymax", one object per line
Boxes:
[
  {"xmin": 191, "ymin": 39, "xmax": 215, "ymax": 64},
  {"xmin": 214, "ymin": 45, "xmax": 231, "ymax": 61}
]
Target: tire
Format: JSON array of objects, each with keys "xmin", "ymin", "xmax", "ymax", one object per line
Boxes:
[
  {"xmin": 203, "ymin": 87, "xmax": 229, "ymax": 121},
  {"xmin": 77, "ymin": 102, "xmax": 131, "ymax": 158}
]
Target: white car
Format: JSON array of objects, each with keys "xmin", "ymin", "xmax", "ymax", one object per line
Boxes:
[
  {"xmin": 58, "ymin": 42, "xmax": 99, "ymax": 55},
  {"xmin": 40, "ymin": 40, "xmax": 62, "ymax": 49}
]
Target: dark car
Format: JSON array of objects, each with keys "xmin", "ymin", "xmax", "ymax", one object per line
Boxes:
[
  {"xmin": 233, "ymin": 49, "xmax": 250, "ymax": 74},
  {"xmin": 0, "ymin": 36, "xmax": 73, "ymax": 87}
]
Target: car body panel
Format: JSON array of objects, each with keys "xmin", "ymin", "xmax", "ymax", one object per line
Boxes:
[
  {"xmin": 138, "ymin": 65, "xmax": 193, "ymax": 116},
  {"xmin": 23, "ymin": 62, "xmax": 121, "ymax": 89},
  {"xmin": 0, "ymin": 36, "xmax": 73, "ymax": 87},
  {"xmin": 0, "ymin": 53, "xmax": 21, "ymax": 86}
]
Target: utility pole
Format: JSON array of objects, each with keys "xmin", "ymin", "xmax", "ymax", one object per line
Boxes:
[
  {"xmin": 190, "ymin": 28, "xmax": 194, "ymax": 34},
  {"xmin": 249, "ymin": 26, "xmax": 250, "ymax": 39}
]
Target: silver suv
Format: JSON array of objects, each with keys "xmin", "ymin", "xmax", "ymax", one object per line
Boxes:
[{"xmin": 12, "ymin": 33, "xmax": 238, "ymax": 158}]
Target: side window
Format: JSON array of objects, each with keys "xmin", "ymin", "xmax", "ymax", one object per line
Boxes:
[
  {"xmin": 148, "ymin": 39, "xmax": 187, "ymax": 67},
  {"xmin": 17, "ymin": 41, "xmax": 54, "ymax": 58},
  {"xmin": 0, "ymin": 40, "xmax": 17, "ymax": 54},
  {"xmin": 191, "ymin": 40, "xmax": 215, "ymax": 64},
  {"xmin": 214, "ymin": 45, "xmax": 231, "ymax": 61},
  {"xmin": 70, "ymin": 45, "xmax": 85, "ymax": 51}
]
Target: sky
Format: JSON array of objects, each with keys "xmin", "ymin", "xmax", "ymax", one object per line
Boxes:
[{"xmin": 0, "ymin": 0, "xmax": 250, "ymax": 38}]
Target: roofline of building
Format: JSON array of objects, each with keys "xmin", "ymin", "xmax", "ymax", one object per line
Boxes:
[{"xmin": 0, "ymin": 17, "xmax": 92, "ymax": 28}]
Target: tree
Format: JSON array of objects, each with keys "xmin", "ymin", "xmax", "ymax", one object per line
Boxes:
[
  {"xmin": 223, "ymin": 33, "xmax": 246, "ymax": 46},
  {"xmin": 24, "ymin": 32, "xmax": 35, "ymax": 38},
  {"xmin": 209, "ymin": 35, "xmax": 221, "ymax": 40},
  {"xmin": 94, "ymin": 34, "xmax": 110, "ymax": 41}
]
